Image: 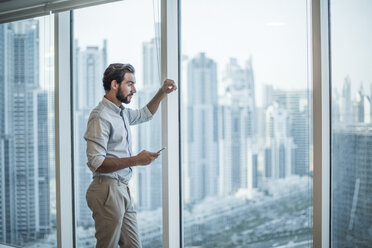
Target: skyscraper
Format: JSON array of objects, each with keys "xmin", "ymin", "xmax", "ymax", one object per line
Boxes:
[
  {"xmin": 332, "ymin": 127, "xmax": 372, "ymax": 247},
  {"xmin": 0, "ymin": 24, "xmax": 5, "ymax": 137},
  {"xmin": 272, "ymin": 90, "xmax": 310, "ymax": 176},
  {"xmin": 341, "ymin": 76, "xmax": 352, "ymax": 123},
  {"xmin": 135, "ymin": 35, "xmax": 162, "ymax": 210},
  {"xmin": 75, "ymin": 44, "xmax": 106, "ymax": 110},
  {"xmin": 219, "ymin": 58, "xmax": 257, "ymax": 196},
  {"xmin": 0, "ymin": 21, "xmax": 14, "ymax": 237},
  {"xmin": 36, "ymin": 90, "xmax": 51, "ymax": 235},
  {"xmin": 73, "ymin": 41, "xmax": 107, "ymax": 227},
  {"xmin": 0, "ymin": 19, "xmax": 51, "ymax": 245},
  {"xmin": 186, "ymin": 53, "xmax": 219, "ymax": 203},
  {"xmin": 264, "ymin": 103, "xmax": 294, "ymax": 179},
  {"xmin": 354, "ymin": 84, "xmax": 371, "ymax": 124},
  {"xmin": 0, "ymin": 22, "xmax": 6, "ymax": 243}
]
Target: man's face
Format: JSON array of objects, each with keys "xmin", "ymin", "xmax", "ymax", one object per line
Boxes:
[{"xmin": 116, "ymin": 72, "xmax": 136, "ymax": 104}]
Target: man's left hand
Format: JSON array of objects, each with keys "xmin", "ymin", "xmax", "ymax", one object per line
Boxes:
[{"xmin": 161, "ymin": 79, "xmax": 177, "ymax": 94}]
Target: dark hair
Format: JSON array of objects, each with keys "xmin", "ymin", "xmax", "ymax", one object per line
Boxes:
[{"xmin": 102, "ymin": 63, "xmax": 135, "ymax": 91}]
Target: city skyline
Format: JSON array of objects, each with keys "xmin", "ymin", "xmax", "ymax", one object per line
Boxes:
[
  {"xmin": 67, "ymin": 34, "xmax": 314, "ymax": 247},
  {"xmin": 1, "ymin": 25, "xmax": 369, "ymax": 245},
  {"xmin": 0, "ymin": 19, "xmax": 54, "ymax": 246},
  {"xmin": 73, "ymin": 0, "xmax": 372, "ymax": 104},
  {"xmin": 56, "ymin": 33, "xmax": 372, "ymax": 247}
]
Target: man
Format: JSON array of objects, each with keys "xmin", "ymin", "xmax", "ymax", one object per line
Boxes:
[{"xmin": 84, "ymin": 63, "xmax": 176, "ymax": 248}]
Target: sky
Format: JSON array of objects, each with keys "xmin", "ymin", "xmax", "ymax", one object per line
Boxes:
[
  {"xmin": 71, "ymin": 0, "xmax": 372, "ymax": 103},
  {"xmin": 331, "ymin": 0, "xmax": 372, "ymax": 95},
  {"xmin": 38, "ymin": 15, "xmax": 54, "ymax": 91},
  {"xmin": 74, "ymin": 0, "xmax": 159, "ymax": 89}
]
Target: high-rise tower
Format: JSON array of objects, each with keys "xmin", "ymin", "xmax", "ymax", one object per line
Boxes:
[
  {"xmin": 136, "ymin": 34, "xmax": 162, "ymax": 210},
  {"xmin": 73, "ymin": 41, "xmax": 107, "ymax": 227},
  {"xmin": 341, "ymin": 76, "xmax": 352, "ymax": 123},
  {"xmin": 219, "ymin": 57, "xmax": 257, "ymax": 196},
  {"xmin": 186, "ymin": 53, "xmax": 219, "ymax": 203},
  {"xmin": 264, "ymin": 103, "xmax": 294, "ymax": 179},
  {"xmin": 0, "ymin": 19, "xmax": 51, "ymax": 245},
  {"xmin": 272, "ymin": 90, "xmax": 310, "ymax": 176},
  {"xmin": 332, "ymin": 127, "xmax": 372, "ymax": 247}
]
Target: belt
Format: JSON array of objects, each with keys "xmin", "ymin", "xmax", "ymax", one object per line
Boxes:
[{"xmin": 94, "ymin": 175, "xmax": 129, "ymax": 185}]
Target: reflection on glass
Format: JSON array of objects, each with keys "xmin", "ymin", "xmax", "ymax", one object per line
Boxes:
[
  {"xmin": 72, "ymin": 1, "xmax": 162, "ymax": 247},
  {"xmin": 330, "ymin": 1, "xmax": 372, "ymax": 247},
  {"xmin": 0, "ymin": 17, "xmax": 56, "ymax": 247},
  {"xmin": 181, "ymin": 0, "xmax": 313, "ymax": 247}
]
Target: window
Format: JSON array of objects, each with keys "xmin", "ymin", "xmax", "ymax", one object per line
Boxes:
[
  {"xmin": 330, "ymin": 0, "xmax": 372, "ymax": 247},
  {"xmin": 181, "ymin": 0, "xmax": 313, "ymax": 247},
  {"xmin": 72, "ymin": 0, "xmax": 162, "ymax": 247},
  {"xmin": 0, "ymin": 16, "xmax": 56, "ymax": 247}
]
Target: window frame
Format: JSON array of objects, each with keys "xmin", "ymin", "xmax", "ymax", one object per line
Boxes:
[
  {"xmin": 312, "ymin": 0, "xmax": 331, "ymax": 247},
  {"xmin": 54, "ymin": 11, "xmax": 75, "ymax": 248},
  {"xmin": 160, "ymin": 0, "xmax": 182, "ymax": 247}
]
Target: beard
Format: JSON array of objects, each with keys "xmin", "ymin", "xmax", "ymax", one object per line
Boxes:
[{"xmin": 116, "ymin": 90, "xmax": 132, "ymax": 104}]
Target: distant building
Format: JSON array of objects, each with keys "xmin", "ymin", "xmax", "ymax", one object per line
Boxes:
[
  {"xmin": 340, "ymin": 76, "xmax": 352, "ymax": 123},
  {"xmin": 353, "ymin": 85, "xmax": 371, "ymax": 124},
  {"xmin": 332, "ymin": 88, "xmax": 341, "ymax": 123},
  {"xmin": 36, "ymin": 90, "xmax": 51, "ymax": 235},
  {"xmin": 0, "ymin": 21, "xmax": 6, "ymax": 244},
  {"xmin": 264, "ymin": 103, "xmax": 294, "ymax": 179},
  {"xmin": 271, "ymin": 90, "xmax": 310, "ymax": 176},
  {"xmin": 135, "ymin": 35, "xmax": 162, "ymax": 210},
  {"xmin": 73, "ymin": 40, "xmax": 107, "ymax": 227},
  {"xmin": 74, "ymin": 109, "xmax": 93, "ymax": 227},
  {"xmin": 74, "ymin": 41, "xmax": 106, "ymax": 110},
  {"xmin": 332, "ymin": 126, "xmax": 372, "ymax": 247},
  {"xmin": 219, "ymin": 58, "xmax": 257, "ymax": 196},
  {"xmin": 0, "ymin": 19, "xmax": 51, "ymax": 245},
  {"xmin": 186, "ymin": 53, "xmax": 219, "ymax": 203}
]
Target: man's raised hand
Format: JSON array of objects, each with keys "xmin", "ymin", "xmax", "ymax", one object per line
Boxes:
[{"xmin": 161, "ymin": 79, "xmax": 177, "ymax": 94}]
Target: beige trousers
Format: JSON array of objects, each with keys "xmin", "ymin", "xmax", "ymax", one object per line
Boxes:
[{"xmin": 86, "ymin": 177, "xmax": 142, "ymax": 248}]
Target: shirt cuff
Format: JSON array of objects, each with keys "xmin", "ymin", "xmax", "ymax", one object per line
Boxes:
[
  {"xmin": 143, "ymin": 105, "xmax": 154, "ymax": 119},
  {"xmin": 87, "ymin": 155, "xmax": 105, "ymax": 172}
]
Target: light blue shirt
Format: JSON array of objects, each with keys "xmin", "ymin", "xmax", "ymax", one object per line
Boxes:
[{"xmin": 84, "ymin": 96, "xmax": 153, "ymax": 184}]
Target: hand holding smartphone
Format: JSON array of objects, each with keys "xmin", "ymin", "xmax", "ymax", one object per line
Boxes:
[{"xmin": 157, "ymin": 147, "xmax": 166, "ymax": 153}]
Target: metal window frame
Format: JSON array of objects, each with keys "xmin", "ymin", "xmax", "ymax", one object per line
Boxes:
[
  {"xmin": 312, "ymin": 0, "xmax": 331, "ymax": 247},
  {"xmin": 161, "ymin": 0, "xmax": 182, "ymax": 247},
  {"xmin": 54, "ymin": 11, "xmax": 74, "ymax": 248},
  {"xmin": 0, "ymin": 0, "xmax": 123, "ymax": 24}
]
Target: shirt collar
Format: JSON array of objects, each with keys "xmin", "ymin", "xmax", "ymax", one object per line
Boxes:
[{"xmin": 102, "ymin": 96, "xmax": 123, "ymax": 115}]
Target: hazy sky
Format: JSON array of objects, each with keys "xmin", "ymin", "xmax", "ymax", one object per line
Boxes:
[
  {"xmin": 72, "ymin": 0, "xmax": 372, "ymax": 101},
  {"xmin": 74, "ymin": 0, "xmax": 308, "ymax": 90},
  {"xmin": 331, "ymin": 0, "xmax": 372, "ymax": 95},
  {"xmin": 74, "ymin": 0, "xmax": 159, "ymax": 89}
]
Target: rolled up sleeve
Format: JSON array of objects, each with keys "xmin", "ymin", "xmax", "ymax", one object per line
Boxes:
[
  {"xmin": 127, "ymin": 105, "xmax": 153, "ymax": 125},
  {"xmin": 84, "ymin": 116, "xmax": 110, "ymax": 172}
]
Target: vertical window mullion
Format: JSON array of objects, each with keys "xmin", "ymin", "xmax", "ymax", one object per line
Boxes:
[
  {"xmin": 312, "ymin": 0, "xmax": 331, "ymax": 247},
  {"xmin": 161, "ymin": 0, "xmax": 181, "ymax": 247},
  {"xmin": 54, "ymin": 11, "xmax": 74, "ymax": 248}
]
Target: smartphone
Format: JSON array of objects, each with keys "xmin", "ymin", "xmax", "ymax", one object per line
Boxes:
[{"xmin": 157, "ymin": 147, "xmax": 167, "ymax": 153}]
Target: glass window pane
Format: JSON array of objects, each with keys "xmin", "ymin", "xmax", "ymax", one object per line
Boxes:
[
  {"xmin": 72, "ymin": 1, "xmax": 162, "ymax": 247},
  {"xmin": 330, "ymin": 1, "xmax": 372, "ymax": 247},
  {"xmin": 0, "ymin": 16, "xmax": 56, "ymax": 247},
  {"xmin": 181, "ymin": 0, "xmax": 313, "ymax": 247}
]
